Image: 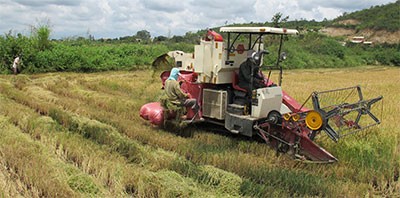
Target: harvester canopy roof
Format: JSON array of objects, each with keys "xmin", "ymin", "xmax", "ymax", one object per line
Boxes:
[{"xmin": 220, "ymin": 26, "xmax": 299, "ymax": 35}]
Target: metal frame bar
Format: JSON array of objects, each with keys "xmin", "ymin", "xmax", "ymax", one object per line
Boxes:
[{"xmin": 226, "ymin": 32, "xmax": 281, "ymax": 61}]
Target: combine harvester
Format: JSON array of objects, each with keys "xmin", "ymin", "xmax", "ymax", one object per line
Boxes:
[{"xmin": 140, "ymin": 26, "xmax": 383, "ymax": 163}]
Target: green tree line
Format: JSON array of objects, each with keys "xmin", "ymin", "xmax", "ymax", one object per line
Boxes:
[
  {"xmin": 1, "ymin": 23, "xmax": 399, "ymax": 74},
  {"xmin": 332, "ymin": 0, "xmax": 400, "ymax": 32},
  {"xmin": 0, "ymin": 27, "xmax": 194, "ymax": 74},
  {"xmin": 264, "ymin": 33, "xmax": 400, "ymax": 68}
]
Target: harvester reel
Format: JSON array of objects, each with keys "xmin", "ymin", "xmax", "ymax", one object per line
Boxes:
[{"xmin": 309, "ymin": 86, "xmax": 383, "ymax": 142}]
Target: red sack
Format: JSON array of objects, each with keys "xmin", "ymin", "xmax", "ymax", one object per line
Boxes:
[{"xmin": 140, "ymin": 102, "xmax": 164, "ymax": 126}]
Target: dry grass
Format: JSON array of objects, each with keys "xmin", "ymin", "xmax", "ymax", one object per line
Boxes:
[
  {"xmin": 0, "ymin": 81, "xmax": 242, "ymax": 197},
  {"xmin": 0, "ymin": 116, "xmax": 77, "ymax": 197},
  {"xmin": 0, "ymin": 66, "xmax": 398, "ymax": 197}
]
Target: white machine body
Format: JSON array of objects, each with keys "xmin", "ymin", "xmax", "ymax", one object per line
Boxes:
[
  {"xmin": 169, "ymin": 27, "xmax": 298, "ymax": 85},
  {"xmin": 251, "ymin": 87, "xmax": 291, "ymax": 118}
]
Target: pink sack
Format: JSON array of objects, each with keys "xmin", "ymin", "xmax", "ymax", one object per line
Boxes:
[{"xmin": 140, "ymin": 102, "xmax": 164, "ymax": 126}]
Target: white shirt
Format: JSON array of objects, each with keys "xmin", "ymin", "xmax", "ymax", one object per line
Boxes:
[{"xmin": 12, "ymin": 57, "xmax": 20, "ymax": 68}]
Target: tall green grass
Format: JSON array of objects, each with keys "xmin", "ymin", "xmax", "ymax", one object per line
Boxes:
[{"xmin": 1, "ymin": 30, "xmax": 399, "ymax": 75}]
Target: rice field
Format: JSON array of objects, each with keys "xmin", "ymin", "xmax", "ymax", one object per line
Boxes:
[{"xmin": 0, "ymin": 66, "xmax": 398, "ymax": 197}]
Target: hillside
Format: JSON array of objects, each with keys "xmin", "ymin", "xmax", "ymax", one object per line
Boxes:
[
  {"xmin": 332, "ymin": 1, "xmax": 400, "ymax": 32},
  {"xmin": 321, "ymin": 1, "xmax": 400, "ymax": 44},
  {"xmin": 205, "ymin": 1, "xmax": 400, "ymax": 44}
]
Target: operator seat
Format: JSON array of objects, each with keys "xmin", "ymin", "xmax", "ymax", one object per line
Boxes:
[
  {"xmin": 232, "ymin": 71, "xmax": 247, "ymax": 92},
  {"xmin": 232, "ymin": 71, "xmax": 248, "ymax": 106}
]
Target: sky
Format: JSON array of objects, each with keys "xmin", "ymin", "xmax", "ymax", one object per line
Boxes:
[{"xmin": 0, "ymin": 0, "xmax": 396, "ymax": 39}]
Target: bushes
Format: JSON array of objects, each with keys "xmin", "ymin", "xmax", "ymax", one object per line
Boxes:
[
  {"xmin": 373, "ymin": 46, "xmax": 400, "ymax": 66},
  {"xmin": 0, "ymin": 34, "xmax": 172, "ymax": 73},
  {"xmin": 31, "ymin": 43, "xmax": 170, "ymax": 73},
  {"xmin": 1, "ymin": 30, "xmax": 399, "ymax": 74},
  {"xmin": 263, "ymin": 33, "xmax": 400, "ymax": 69},
  {"xmin": 0, "ymin": 33, "xmax": 37, "ymax": 74}
]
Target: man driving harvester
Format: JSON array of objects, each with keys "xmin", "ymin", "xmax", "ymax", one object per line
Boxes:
[{"xmin": 238, "ymin": 50, "xmax": 267, "ymax": 94}]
